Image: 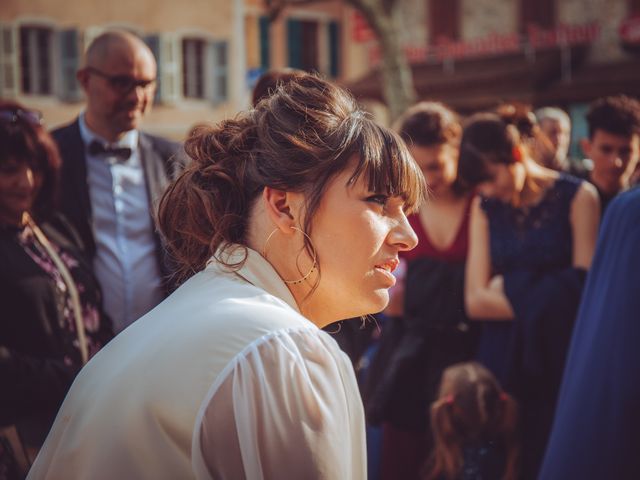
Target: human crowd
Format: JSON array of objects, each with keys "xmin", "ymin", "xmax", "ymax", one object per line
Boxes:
[{"xmin": 1, "ymin": 29, "xmax": 639, "ymax": 480}]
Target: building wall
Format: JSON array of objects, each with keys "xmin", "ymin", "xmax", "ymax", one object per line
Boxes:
[
  {"xmin": 460, "ymin": 0, "xmax": 518, "ymax": 40},
  {"xmin": 558, "ymin": 0, "xmax": 628, "ymax": 62},
  {"xmin": 0, "ymin": 0, "xmax": 347, "ymax": 140}
]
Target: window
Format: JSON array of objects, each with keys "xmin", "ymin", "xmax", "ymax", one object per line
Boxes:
[
  {"xmin": 182, "ymin": 38, "xmax": 205, "ymax": 99},
  {"xmin": 287, "ymin": 19, "xmax": 319, "ymax": 72},
  {"xmin": 180, "ymin": 36, "xmax": 229, "ymax": 104},
  {"xmin": 429, "ymin": 0, "xmax": 460, "ymax": 44},
  {"xmin": 287, "ymin": 18, "xmax": 341, "ymax": 78},
  {"xmin": 520, "ymin": 0, "xmax": 555, "ymax": 31},
  {"xmin": 19, "ymin": 26, "xmax": 53, "ymax": 95}
]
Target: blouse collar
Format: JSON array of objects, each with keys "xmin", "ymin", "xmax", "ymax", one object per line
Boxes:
[{"xmin": 206, "ymin": 244, "xmax": 301, "ymax": 315}]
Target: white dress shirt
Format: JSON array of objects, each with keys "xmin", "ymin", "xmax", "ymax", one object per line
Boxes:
[
  {"xmin": 27, "ymin": 246, "xmax": 366, "ymax": 480},
  {"xmin": 78, "ymin": 114, "xmax": 164, "ymax": 333}
]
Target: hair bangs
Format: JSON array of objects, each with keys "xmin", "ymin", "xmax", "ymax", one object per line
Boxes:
[{"xmin": 347, "ymin": 121, "xmax": 426, "ymax": 213}]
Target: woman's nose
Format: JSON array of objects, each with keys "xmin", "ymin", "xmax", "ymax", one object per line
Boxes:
[{"xmin": 389, "ymin": 213, "xmax": 419, "ymax": 252}]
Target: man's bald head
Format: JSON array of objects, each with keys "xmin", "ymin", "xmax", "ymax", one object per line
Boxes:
[
  {"xmin": 84, "ymin": 30, "xmax": 156, "ymax": 71},
  {"xmin": 78, "ymin": 30, "xmax": 157, "ymax": 141}
]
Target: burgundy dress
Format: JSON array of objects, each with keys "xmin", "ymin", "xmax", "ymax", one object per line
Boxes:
[{"xmin": 369, "ymin": 197, "xmax": 477, "ymax": 480}]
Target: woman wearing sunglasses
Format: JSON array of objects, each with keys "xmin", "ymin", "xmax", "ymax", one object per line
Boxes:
[{"xmin": 0, "ymin": 101, "xmax": 112, "ymax": 479}]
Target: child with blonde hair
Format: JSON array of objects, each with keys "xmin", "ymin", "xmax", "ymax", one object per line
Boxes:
[{"xmin": 426, "ymin": 362, "xmax": 519, "ymax": 480}]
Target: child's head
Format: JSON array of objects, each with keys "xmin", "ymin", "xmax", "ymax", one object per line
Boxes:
[{"xmin": 427, "ymin": 362, "xmax": 518, "ymax": 480}]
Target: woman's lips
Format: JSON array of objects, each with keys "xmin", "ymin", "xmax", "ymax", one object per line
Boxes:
[{"xmin": 374, "ymin": 258, "xmax": 399, "ymax": 273}]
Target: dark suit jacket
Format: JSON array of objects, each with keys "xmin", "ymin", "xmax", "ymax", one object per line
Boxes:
[{"xmin": 51, "ymin": 119, "xmax": 183, "ymax": 294}]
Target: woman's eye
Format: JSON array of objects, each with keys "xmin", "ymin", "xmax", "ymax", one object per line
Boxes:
[{"xmin": 366, "ymin": 194, "xmax": 389, "ymax": 206}]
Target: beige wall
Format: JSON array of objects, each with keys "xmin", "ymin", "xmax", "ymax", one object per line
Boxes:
[
  {"xmin": 558, "ymin": 0, "xmax": 628, "ymax": 62},
  {"xmin": 460, "ymin": 0, "xmax": 518, "ymax": 40},
  {"xmin": 1, "ymin": 0, "xmax": 241, "ymax": 140}
]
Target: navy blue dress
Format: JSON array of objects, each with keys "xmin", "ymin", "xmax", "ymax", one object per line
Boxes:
[
  {"xmin": 476, "ymin": 173, "xmax": 581, "ymax": 384},
  {"xmin": 540, "ymin": 187, "xmax": 640, "ymax": 479}
]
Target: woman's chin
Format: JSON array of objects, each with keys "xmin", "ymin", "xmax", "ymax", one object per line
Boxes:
[{"xmin": 363, "ymin": 290, "xmax": 390, "ymax": 315}]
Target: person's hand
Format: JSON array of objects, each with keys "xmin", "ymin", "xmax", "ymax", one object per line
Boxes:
[{"xmin": 488, "ymin": 275, "xmax": 505, "ymax": 294}]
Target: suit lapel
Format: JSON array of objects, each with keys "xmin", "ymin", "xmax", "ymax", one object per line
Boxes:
[{"xmin": 57, "ymin": 119, "xmax": 95, "ymax": 255}]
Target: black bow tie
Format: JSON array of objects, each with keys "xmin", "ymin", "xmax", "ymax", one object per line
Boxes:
[{"xmin": 88, "ymin": 140, "xmax": 132, "ymax": 161}]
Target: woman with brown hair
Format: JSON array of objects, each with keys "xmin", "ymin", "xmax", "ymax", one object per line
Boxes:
[
  {"xmin": 28, "ymin": 73, "xmax": 425, "ymax": 480},
  {"xmin": 0, "ymin": 101, "xmax": 112, "ymax": 478},
  {"xmin": 365, "ymin": 102, "xmax": 478, "ymax": 480},
  {"xmin": 458, "ymin": 112, "xmax": 600, "ymax": 479}
]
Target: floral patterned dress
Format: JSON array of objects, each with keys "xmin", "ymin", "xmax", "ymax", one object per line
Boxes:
[{"xmin": 0, "ymin": 214, "xmax": 112, "ymax": 478}]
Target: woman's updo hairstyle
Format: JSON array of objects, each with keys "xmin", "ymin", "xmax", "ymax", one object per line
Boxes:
[
  {"xmin": 457, "ymin": 112, "xmax": 521, "ymax": 187},
  {"xmin": 158, "ymin": 73, "xmax": 426, "ymax": 283}
]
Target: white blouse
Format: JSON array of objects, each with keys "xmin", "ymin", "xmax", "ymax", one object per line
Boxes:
[
  {"xmin": 194, "ymin": 328, "xmax": 365, "ymax": 479},
  {"xmin": 28, "ymin": 246, "xmax": 366, "ymax": 480}
]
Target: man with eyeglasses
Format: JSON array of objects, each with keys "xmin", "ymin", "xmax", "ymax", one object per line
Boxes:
[{"xmin": 52, "ymin": 30, "xmax": 182, "ymax": 334}]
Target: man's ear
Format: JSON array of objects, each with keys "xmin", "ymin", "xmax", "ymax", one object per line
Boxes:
[
  {"xmin": 262, "ymin": 187, "xmax": 300, "ymax": 235},
  {"xmin": 580, "ymin": 137, "xmax": 592, "ymax": 158},
  {"xmin": 76, "ymin": 68, "xmax": 90, "ymax": 91}
]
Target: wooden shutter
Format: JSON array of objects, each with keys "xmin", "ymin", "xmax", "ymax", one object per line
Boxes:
[
  {"xmin": 429, "ymin": 0, "xmax": 460, "ymax": 44},
  {"xmin": 328, "ymin": 20, "xmax": 340, "ymax": 78},
  {"xmin": 0, "ymin": 23, "xmax": 19, "ymax": 97},
  {"xmin": 287, "ymin": 19, "xmax": 302, "ymax": 69},
  {"xmin": 259, "ymin": 16, "xmax": 270, "ymax": 70},
  {"xmin": 57, "ymin": 28, "xmax": 81, "ymax": 101},
  {"xmin": 207, "ymin": 40, "xmax": 228, "ymax": 105}
]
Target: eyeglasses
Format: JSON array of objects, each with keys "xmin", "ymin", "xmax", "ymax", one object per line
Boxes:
[
  {"xmin": 85, "ymin": 66, "xmax": 157, "ymax": 95},
  {"xmin": 0, "ymin": 108, "xmax": 43, "ymax": 126}
]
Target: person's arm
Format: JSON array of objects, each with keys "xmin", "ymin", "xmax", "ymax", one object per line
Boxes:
[
  {"xmin": 570, "ymin": 182, "xmax": 600, "ymax": 270},
  {"xmin": 464, "ymin": 196, "xmax": 515, "ymax": 320}
]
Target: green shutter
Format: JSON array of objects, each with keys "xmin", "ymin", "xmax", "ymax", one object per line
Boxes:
[
  {"xmin": 328, "ymin": 21, "xmax": 340, "ymax": 78},
  {"xmin": 144, "ymin": 34, "xmax": 161, "ymax": 103},
  {"xmin": 287, "ymin": 19, "xmax": 302, "ymax": 69},
  {"xmin": 259, "ymin": 16, "xmax": 270, "ymax": 70}
]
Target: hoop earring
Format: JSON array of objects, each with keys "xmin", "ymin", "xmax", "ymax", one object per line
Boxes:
[{"xmin": 262, "ymin": 226, "xmax": 318, "ymax": 285}]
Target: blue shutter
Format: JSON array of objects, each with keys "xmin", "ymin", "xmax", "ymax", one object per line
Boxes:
[
  {"xmin": 57, "ymin": 29, "xmax": 80, "ymax": 101},
  {"xmin": 259, "ymin": 16, "xmax": 270, "ymax": 70},
  {"xmin": 208, "ymin": 40, "xmax": 228, "ymax": 104},
  {"xmin": 287, "ymin": 19, "xmax": 302, "ymax": 69},
  {"xmin": 0, "ymin": 23, "xmax": 19, "ymax": 98},
  {"xmin": 144, "ymin": 34, "xmax": 161, "ymax": 103},
  {"xmin": 328, "ymin": 21, "xmax": 340, "ymax": 78}
]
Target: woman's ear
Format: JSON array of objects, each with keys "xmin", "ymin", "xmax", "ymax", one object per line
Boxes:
[{"xmin": 262, "ymin": 187, "xmax": 301, "ymax": 234}]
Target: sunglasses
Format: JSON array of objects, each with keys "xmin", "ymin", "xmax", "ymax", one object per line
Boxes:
[
  {"xmin": 0, "ymin": 108, "xmax": 43, "ymax": 126},
  {"xmin": 85, "ymin": 66, "xmax": 157, "ymax": 95}
]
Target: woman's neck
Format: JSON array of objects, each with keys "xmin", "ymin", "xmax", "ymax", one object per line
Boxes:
[{"xmin": 517, "ymin": 160, "xmax": 558, "ymax": 207}]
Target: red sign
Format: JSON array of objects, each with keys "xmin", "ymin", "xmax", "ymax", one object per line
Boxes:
[
  {"xmin": 620, "ymin": 16, "xmax": 640, "ymax": 45},
  {"xmin": 367, "ymin": 21, "xmax": 602, "ymax": 66},
  {"xmin": 352, "ymin": 11, "xmax": 375, "ymax": 43}
]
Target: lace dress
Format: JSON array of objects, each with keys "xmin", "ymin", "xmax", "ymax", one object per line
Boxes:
[{"xmin": 476, "ymin": 173, "xmax": 582, "ymax": 383}]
